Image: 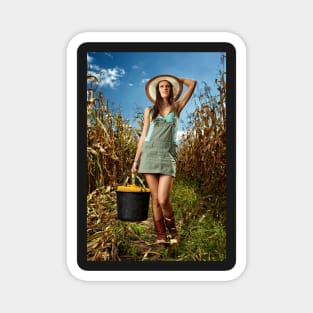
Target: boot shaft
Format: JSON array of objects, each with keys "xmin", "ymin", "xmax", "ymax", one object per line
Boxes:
[
  {"xmin": 164, "ymin": 214, "xmax": 177, "ymax": 237},
  {"xmin": 153, "ymin": 217, "xmax": 167, "ymax": 242}
]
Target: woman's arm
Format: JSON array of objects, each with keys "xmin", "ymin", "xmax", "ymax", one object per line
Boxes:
[
  {"xmin": 176, "ymin": 78, "xmax": 197, "ymax": 117},
  {"xmin": 131, "ymin": 107, "xmax": 151, "ymax": 173}
]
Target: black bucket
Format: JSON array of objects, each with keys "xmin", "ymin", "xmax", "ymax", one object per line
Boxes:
[{"xmin": 116, "ymin": 191, "xmax": 150, "ymax": 221}]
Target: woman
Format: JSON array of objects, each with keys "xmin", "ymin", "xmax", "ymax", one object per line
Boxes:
[{"xmin": 132, "ymin": 74, "xmax": 197, "ymax": 246}]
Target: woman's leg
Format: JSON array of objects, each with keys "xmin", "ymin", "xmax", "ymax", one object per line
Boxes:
[
  {"xmin": 144, "ymin": 174, "xmax": 167, "ymax": 244},
  {"xmin": 144, "ymin": 174, "xmax": 162, "ymax": 219},
  {"xmin": 157, "ymin": 175, "xmax": 174, "ymax": 216},
  {"xmin": 158, "ymin": 175, "xmax": 178, "ymax": 244}
]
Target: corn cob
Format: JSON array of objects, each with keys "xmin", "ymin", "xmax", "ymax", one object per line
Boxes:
[{"xmin": 116, "ymin": 184, "xmax": 150, "ymax": 192}]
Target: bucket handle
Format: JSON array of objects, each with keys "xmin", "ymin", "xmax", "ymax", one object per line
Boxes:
[
  {"xmin": 132, "ymin": 173, "xmax": 148, "ymax": 191},
  {"xmin": 121, "ymin": 173, "xmax": 148, "ymax": 191}
]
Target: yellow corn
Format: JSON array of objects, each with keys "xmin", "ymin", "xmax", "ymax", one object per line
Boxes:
[{"xmin": 117, "ymin": 184, "xmax": 150, "ymax": 192}]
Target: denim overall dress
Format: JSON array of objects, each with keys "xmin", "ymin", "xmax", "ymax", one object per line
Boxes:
[{"xmin": 138, "ymin": 107, "xmax": 178, "ymax": 177}]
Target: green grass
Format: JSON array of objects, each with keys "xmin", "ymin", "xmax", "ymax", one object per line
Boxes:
[
  {"xmin": 87, "ymin": 179, "xmax": 226, "ymax": 262},
  {"xmin": 161, "ymin": 178, "xmax": 226, "ymax": 261}
]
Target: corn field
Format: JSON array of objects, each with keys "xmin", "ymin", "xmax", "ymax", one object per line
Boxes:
[
  {"xmin": 86, "ymin": 61, "xmax": 227, "ymax": 262},
  {"xmin": 87, "ymin": 91, "xmax": 140, "ymax": 192},
  {"xmin": 176, "ymin": 71, "xmax": 226, "ymax": 221}
]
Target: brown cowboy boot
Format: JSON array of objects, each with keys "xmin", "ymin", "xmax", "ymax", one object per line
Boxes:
[
  {"xmin": 164, "ymin": 214, "xmax": 178, "ymax": 245},
  {"xmin": 153, "ymin": 217, "xmax": 167, "ymax": 246}
]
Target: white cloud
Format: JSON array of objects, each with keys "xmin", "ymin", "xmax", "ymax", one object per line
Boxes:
[
  {"xmin": 140, "ymin": 78, "xmax": 149, "ymax": 85},
  {"xmin": 99, "ymin": 67, "xmax": 126, "ymax": 89},
  {"xmin": 87, "ymin": 53, "xmax": 126, "ymax": 89},
  {"xmin": 87, "ymin": 53, "xmax": 94, "ymax": 63},
  {"xmin": 88, "ymin": 63, "xmax": 101, "ymax": 71},
  {"xmin": 176, "ymin": 130, "xmax": 187, "ymax": 141},
  {"xmin": 132, "ymin": 65, "xmax": 139, "ymax": 70},
  {"xmin": 104, "ymin": 52, "xmax": 113, "ymax": 59},
  {"xmin": 128, "ymin": 83, "xmax": 134, "ymax": 87},
  {"xmin": 87, "ymin": 66, "xmax": 126, "ymax": 89}
]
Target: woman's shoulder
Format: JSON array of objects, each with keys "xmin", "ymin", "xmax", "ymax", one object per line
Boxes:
[
  {"xmin": 144, "ymin": 106, "xmax": 154, "ymax": 122},
  {"xmin": 144, "ymin": 105, "xmax": 153, "ymax": 111}
]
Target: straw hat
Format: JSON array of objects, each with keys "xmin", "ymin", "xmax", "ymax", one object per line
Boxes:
[{"xmin": 145, "ymin": 74, "xmax": 183, "ymax": 103}]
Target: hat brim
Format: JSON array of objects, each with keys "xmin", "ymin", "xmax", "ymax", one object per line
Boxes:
[{"xmin": 145, "ymin": 74, "xmax": 183, "ymax": 103}]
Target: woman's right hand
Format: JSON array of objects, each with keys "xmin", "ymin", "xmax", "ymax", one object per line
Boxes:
[{"xmin": 131, "ymin": 162, "xmax": 139, "ymax": 173}]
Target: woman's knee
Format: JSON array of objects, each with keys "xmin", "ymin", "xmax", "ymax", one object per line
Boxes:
[
  {"xmin": 151, "ymin": 193, "xmax": 159, "ymax": 207},
  {"xmin": 158, "ymin": 196, "xmax": 170, "ymax": 208}
]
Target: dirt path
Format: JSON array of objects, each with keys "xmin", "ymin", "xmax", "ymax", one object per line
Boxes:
[{"xmin": 117, "ymin": 217, "xmax": 171, "ymax": 261}]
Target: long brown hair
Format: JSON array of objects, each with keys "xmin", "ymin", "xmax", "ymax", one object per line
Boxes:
[{"xmin": 152, "ymin": 80, "xmax": 175, "ymax": 120}]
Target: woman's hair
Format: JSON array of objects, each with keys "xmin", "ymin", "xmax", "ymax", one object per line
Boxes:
[{"xmin": 152, "ymin": 80, "xmax": 174, "ymax": 120}]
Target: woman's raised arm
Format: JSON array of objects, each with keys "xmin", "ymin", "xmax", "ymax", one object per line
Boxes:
[{"xmin": 176, "ymin": 78, "xmax": 197, "ymax": 117}]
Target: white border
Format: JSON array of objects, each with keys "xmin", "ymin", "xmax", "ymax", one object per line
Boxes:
[{"xmin": 66, "ymin": 32, "xmax": 246, "ymax": 281}]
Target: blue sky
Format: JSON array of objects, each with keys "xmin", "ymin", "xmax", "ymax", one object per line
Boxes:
[{"xmin": 87, "ymin": 51, "xmax": 224, "ymax": 136}]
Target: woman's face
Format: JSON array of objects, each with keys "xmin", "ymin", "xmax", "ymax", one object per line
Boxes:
[{"xmin": 158, "ymin": 80, "xmax": 171, "ymax": 99}]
